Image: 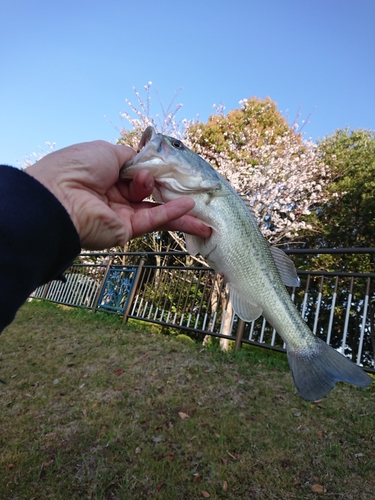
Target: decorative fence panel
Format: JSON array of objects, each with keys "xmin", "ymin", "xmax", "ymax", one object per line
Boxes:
[
  {"xmin": 97, "ymin": 266, "xmax": 137, "ymax": 314},
  {"xmin": 30, "ymin": 250, "xmax": 375, "ymax": 371}
]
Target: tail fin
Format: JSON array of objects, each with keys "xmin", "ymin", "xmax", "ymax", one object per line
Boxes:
[{"xmin": 287, "ymin": 338, "xmax": 372, "ymax": 401}]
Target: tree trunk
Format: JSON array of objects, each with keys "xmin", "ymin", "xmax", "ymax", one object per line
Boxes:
[{"xmin": 220, "ymin": 296, "xmax": 234, "ymax": 351}]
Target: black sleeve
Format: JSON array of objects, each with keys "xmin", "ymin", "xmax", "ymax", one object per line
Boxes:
[{"xmin": 0, "ymin": 165, "xmax": 81, "ymax": 333}]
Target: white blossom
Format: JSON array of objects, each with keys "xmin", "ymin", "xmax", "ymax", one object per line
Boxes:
[
  {"xmin": 118, "ymin": 86, "xmax": 330, "ymax": 245},
  {"xmin": 185, "ymin": 121, "xmax": 330, "ymax": 244}
]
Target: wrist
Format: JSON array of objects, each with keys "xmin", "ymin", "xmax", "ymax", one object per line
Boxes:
[{"xmin": 25, "ymin": 165, "xmax": 81, "ymax": 237}]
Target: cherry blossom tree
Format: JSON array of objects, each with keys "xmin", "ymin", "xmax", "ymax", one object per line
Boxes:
[
  {"xmin": 118, "ymin": 86, "xmax": 331, "ymax": 349},
  {"xmin": 118, "ymin": 82, "xmax": 191, "ymax": 150},
  {"xmin": 185, "ymin": 98, "xmax": 330, "ymax": 245},
  {"xmin": 119, "ymin": 88, "xmax": 330, "ymax": 246}
]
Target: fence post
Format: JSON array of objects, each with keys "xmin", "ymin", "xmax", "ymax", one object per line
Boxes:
[
  {"xmin": 235, "ymin": 318, "xmax": 245, "ymax": 350},
  {"xmin": 41, "ymin": 281, "xmax": 51, "ymax": 301},
  {"xmin": 123, "ymin": 255, "xmax": 146, "ymax": 323},
  {"xmin": 92, "ymin": 258, "xmax": 113, "ymax": 312}
]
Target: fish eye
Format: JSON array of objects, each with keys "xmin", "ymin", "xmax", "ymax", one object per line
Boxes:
[{"xmin": 172, "ymin": 139, "xmax": 183, "ymax": 149}]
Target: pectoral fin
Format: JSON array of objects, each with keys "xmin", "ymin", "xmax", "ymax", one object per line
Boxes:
[
  {"xmin": 184, "ymin": 223, "xmax": 214, "ymax": 257},
  {"xmin": 227, "ymin": 283, "xmax": 263, "ymax": 321},
  {"xmin": 184, "ymin": 234, "xmax": 204, "ymax": 256},
  {"xmin": 270, "ymin": 246, "xmax": 300, "ymax": 288}
]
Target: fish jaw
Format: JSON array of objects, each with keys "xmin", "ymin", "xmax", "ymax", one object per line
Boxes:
[
  {"xmin": 122, "ymin": 132, "xmax": 191, "ymax": 182},
  {"xmin": 121, "ymin": 132, "xmax": 221, "ymax": 201}
]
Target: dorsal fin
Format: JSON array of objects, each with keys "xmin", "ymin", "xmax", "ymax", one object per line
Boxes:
[{"xmin": 238, "ymin": 192, "xmax": 300, "ymax": 288}]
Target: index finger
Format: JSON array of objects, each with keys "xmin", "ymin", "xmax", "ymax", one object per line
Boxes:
[
  {"xmin": 117, "ymin": 169, "xmax": 155, "ymax": 202},
  {"xmin": 112, "ymin": 144, "xmax": 137, "ymax": 170}
]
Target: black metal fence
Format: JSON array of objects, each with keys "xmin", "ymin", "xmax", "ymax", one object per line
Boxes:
[{"xmin": 30, "ymin": 249, "xmax": 375, "ymax": 371}]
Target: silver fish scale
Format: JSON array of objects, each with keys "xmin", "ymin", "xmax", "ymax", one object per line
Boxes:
[{"xmin": 191, "ymin": 176, "xmax": 315, "ymax": 351}]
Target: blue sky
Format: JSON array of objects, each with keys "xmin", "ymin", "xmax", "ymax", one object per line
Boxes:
[{"xmin": 1, "ymin": 0, "xmax": 374, "ymax": 166}]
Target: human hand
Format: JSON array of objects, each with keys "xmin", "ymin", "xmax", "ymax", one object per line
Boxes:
[{"xmin": 26, "ymin": 141, "xmax": 211, "ymax": 249}]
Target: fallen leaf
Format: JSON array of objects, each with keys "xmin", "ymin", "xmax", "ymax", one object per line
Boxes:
[
  {"xmin": 178, "ymin": 412, "xmax": 189, "ymax": 420},
  {"xmin": 275, "ymin": 393, "xmax": 286, "ymax": 400},
  {"xmin": 223, "ymin": 480, "xmax": 228, "ymax": 492},
  {"xmin": 311, "ymin": 484, "xmax": 327, "ymax": 493},
  {"xmin": 44, "ymin": 432, "xmax": 57, "ymax": 439},
  {"xmin": 221, "ymin": 458, "xmax": 228, "ymax": 466},
  {"xmin": 313, "ymin": 476, "xmax": 320, "ymax": 483},
  {"xmin": 156, "ymin": 482, "xmax": 165, "ymax": 493},
  {"xmin": 193, "ymin": 473, "xmax": 201, "ymax": 483},
  {"xmin": 135, "ymin": 446, "xmax": 141, "ymax": 454},
  {"xmin": 159, "ymin": 453, "xmax": 174, "ymax": 461},
  {"xmin": 201, "ymin": 491, "xmax": 210, "ymax": 498},
  {"xmin": 8, "ymin": 464, "xmax": 15, "ymax": 469},
  {"xmin": 152, "ymin": 435, "xmax": 165, "ymax": 443},
  {"xmin": 18, "ymin": 408, "xmax": 30, "ymax": 416},
  {"xmin": 114, "ymin": 369, "xmax": 124, "ymax": 376}
]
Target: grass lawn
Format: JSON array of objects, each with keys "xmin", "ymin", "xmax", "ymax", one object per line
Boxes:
[{"xmin": 0, "ymin": 300, "xmax": 374, "ymax": 499}]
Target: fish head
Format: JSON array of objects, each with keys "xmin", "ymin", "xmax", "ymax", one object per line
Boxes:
[{"xmin": 120, "ymin": 126, "xmax": 222, "ymax": 203}]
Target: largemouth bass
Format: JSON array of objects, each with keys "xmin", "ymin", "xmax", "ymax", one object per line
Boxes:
[{"xmin": 121, "ymin": 126, "xmax": 371, "ymax": 400}]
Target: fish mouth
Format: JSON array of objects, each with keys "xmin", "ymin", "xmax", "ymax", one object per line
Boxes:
[
  {"xmin": 137, "ymin": 126, "xmax": 158, "ymax": 151},
  {"xmin": 120, "ymin": 126, "xmax": 163, "ymax": 177},
  {"xmin": 138, "ymin": 126, "xmax": 179, "ymax": 157}
]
